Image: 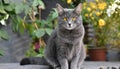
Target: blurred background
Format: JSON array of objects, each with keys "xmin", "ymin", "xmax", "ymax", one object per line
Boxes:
[{"xmin": 0, "ymin": 0, "xmax": 120, "ymax": 63}]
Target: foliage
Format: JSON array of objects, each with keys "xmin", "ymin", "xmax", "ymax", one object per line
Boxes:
[
  {"xmin": 0, "ymin": 0, "xmax": 10, "ymax": 40},
  {"xmin": 0, "ymin": 29, "xmax": 9, "ymax": 40},
  {"xmin": 26, "ymin": 43, "xmax": 45, "ymax": 57},
  {"xmin": 82, "ymin": 0, "xmax": 110, "ymax": 48},
  {"xmin": 36, "ymin": 46, "xmax": 45, "ymax": 57},
  {"xmin": 15, "ymin": 0, "xmax": 58, "ymax": 57},
  {"xmin": 0, "ymin": 0, "xmax": 9, "ymax": 26},
  {"xmin": 0, "ymin": 0, "xmax": 58, "ymax": 57},
  {"xmin": 106, "ymin": 0, "xmax": 120, "ymax": 49},
  {"xmin": 82, "ymin": 0, "xmax": 120, "ymax": 49},
  {"xmin": 33, "ymin": 8, "xmax": 58, "ymax": 38},
  {"xmin": 25, "ymin": 7, "xmax": 58, "ymax": 57},
  {"xmin": 10, "ymin": 0, "xmax": 58, "ymax": 38}
]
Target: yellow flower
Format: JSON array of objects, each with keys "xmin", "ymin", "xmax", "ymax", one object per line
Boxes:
[
  {"xmin": 94, "ymin": 22, "xmax": 97, "ymax": 26},
  {"xmin": 117, "ymin": 33, "xmax": 120, "ymax": 37},
  {"xmin": 98, "ymin": 19, "xmax": 106, "ymax": 27},
  {"xmin": 98, "ymin": 2, "xmax": 107, "ymax": 10},
  {"xmin": 83, "ymin": 2, "xmax": 87, "ymax": 9},
  {"xmin": 87, "ymin": 7, "xmax": 91, "ymax": 12},
  {"xmin": 90, "ymin": 13, "xmax": 92, "ymax": 17},
  {"xmin": 90, "ymin": 2, "xmax": 97, "ymax": 9},
  {"xmin": 96, "ymin": 12, "xmax": 101, "ymax": 16},
  {"xmin": 85, "ymin": 14, "xmax": 88, "ymax": 17},
  {"xmin": 67, "ymin": 0, "xmax": 72, "ymax": 4},
  {"xmin": 83, "ymin": 2, "xmax": 87, "ymax": 6},
  {"xmin": 91, "ymin": 17, "xmax": 94, "ymax": 20}
]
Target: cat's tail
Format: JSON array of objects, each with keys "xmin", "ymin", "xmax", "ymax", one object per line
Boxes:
[{"xmin": 20, "ymin": 57, "xmax": 49, "ymax": 65}]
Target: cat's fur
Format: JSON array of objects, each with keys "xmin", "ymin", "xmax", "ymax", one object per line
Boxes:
[{"xmin": 20, "ymin": 3, "xmax": 86, "ymax": 69}]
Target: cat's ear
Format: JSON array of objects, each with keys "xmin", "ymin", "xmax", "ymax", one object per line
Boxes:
[
  {"xmin": 56, "ymin": 3, "xmax": 64, "ymax": 15},
  {"xmin": 74, "ymin": 3, "xmax": 82, "ymax": 15}
]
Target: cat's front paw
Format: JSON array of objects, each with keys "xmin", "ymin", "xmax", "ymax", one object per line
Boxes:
[
  {"xmin": 56, "ymin": 67, "xmax": 61, "ymax": 69},
  {"xmin": 54, "ymin": 66, "xmax": 61, "ymax": 69}
]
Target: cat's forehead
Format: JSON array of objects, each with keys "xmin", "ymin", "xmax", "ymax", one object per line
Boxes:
[
  {"xmin": 62, "ymin": 9, "xmax": 76, "ymax": 17},
  {"xmin": 64, "ymin": 8, "xmax": 74, "ymax": 14},
  {"xmin": 64, "ymin": 8, "xmax": 74, "ymax": 12}
]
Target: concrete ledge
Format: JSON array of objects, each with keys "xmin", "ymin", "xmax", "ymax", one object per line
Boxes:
[
  {"xmin": 0, "ymin": 63, "xmax": 49, "ymax": 69},
  {"xmin": 0, "ymin": 62, "xmax": 120, "ymax": 69},
  {"xmin": 82, "ymin": 61, "xmax": 120, "ymax": 69}
]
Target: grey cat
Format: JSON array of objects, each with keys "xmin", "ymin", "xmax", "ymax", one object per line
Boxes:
[
  {"xmin": 44, "ymin": 3, "xmax": 86, "ymax": 69},
  {"xmin": 20, "ymin": 3, "xmax": 86, "ymax": 69}
]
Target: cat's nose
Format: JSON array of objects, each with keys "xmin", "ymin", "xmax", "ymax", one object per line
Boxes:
[
  {"xmin": 68, "ymin": 24, "xmax": 71, "ymax": 27},
  {"xmin": 68, "ymin": 21, "xmax": 72, "ymax": 27}
]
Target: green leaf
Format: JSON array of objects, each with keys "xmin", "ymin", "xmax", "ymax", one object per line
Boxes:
[
  {"xmin": 11, "ymin": 16, "xmax": 18, "ymax": 32},
  {"xmin": 32, "ymin": 0, "xmax": 45, "ymax": 9},
  {"xmin": 37, "ymin": 54, "xmax": 44, "ymax": 57},
  {"xmin": 3, "ymin": 0, "xmax": 10, "ymax": 4},
  {"xmin": 51, "ymin": 8, "xmax": 58, "ymax": 19},
  {"xmin": 15, "ymin": 3, "xmax": 24, "ymax": 14},
  {"xmin": 0, "ymin": 30, "xmax": 9, "ymax": 40},
  {"xmin": 45, "ymin": 28, "xmax": 53, "ymax": 35},
  {"xmin": 0, "ymin": 9, "xmax": 7, "ymax": 14},
  {"xmin": 39, "ymin": 20, "xmax": 47, "ymax": 28},
  {"xmin": 19, "ymin": 23, "xmax": 25, "ymax": 34},
  {"xmin": 26, "ymin": 45, "xmax": 38, "ymax": 57},
  {"xmin": 38, "ymin": 0, "xmax": 45, "ymax": 9},
  {"xmin": 4, "ymin": 3, "xmax": 15, "ymax": 12},
  {"xmin": 11, "ymin": 15, "xmax": 25, "ymax": 34},
  {"xmin": 47, "ymin": 8, "xmax": 58, "ymax": 22},
  {"xmin": 0, "ymin": 49, "xmax": 4, "ymax": 56},
  {"xmin": 37, "ymin": 46, "xmax": 44, "ymax": 57},
  {"xmin": 24, "ymin": 4, "xmax": 31, "ymax": 15},
  {"xmin": 34, "ymin": 29, "xmax": 45, "ymax": 38},
  {"xmin": 26, "ymin": 24, "xmax": 35, "ymax": 36},
  {"xmin": 32, "ymin": 0, "xmax": 39, "ymax": 8},
  {"xmin": 17, "ymin": 16, "xmax": 25, "ymax": 34}
]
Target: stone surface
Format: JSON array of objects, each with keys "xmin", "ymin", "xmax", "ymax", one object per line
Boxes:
[
  {"xmin": 0, "ymin": 62, "xmax": 120, "ymax": 69},
  {"xmin": 0, "ymin": 63, "xmax": 49, "ymax": 69},
  {"xmin": 81, "ymin": 61, "xmax": 120, "ymax": 69}
]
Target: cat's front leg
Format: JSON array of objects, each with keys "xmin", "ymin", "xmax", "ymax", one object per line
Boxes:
[
  {"xmin": 70, "ymin": 55, "xmax": 80, "ymax": 69},
  {"xmin": 58, "ymin": 58, "xmax": 68, "ymax": 69},
  {"xmin": 77, "ymin": 46, "xmax": 86, "ymax": 69}
]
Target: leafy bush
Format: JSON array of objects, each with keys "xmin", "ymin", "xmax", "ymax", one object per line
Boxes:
[{"xmin": 0, "ymin": 0, "xmax": 58, "ymax": 57}]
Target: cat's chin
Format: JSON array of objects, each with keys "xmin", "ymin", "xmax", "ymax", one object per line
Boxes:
[{"xmin": 66, "ymin": 27, "xmax": 75, "ymax": 30}]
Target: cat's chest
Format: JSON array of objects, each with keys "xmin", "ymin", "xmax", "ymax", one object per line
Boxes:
[
  {"xmin": 65, "ymin": 43, "xmax": 76, "ymax": 60},
  {"xmin": 56, "ymin": 38, "xmax": 81, "ymax": 61},
  {"xmin": 59, "ymin": 28, "xmax": 83, "ymax": 37},
  {"xmin": 58, "ymin": 31, "xmax": 82, "ymax": 43}
]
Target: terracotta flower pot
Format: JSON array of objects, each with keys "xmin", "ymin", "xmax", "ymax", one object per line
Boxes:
[{"xmin": 88, "ymin": 48, "xmax": 106, "ymax": 61}]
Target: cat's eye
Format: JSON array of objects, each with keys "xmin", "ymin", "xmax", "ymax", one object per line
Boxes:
[
  {"xmin": 72, "ymin": 17, "xmax": 76, "ymax": 21},
  {"xmin": 63, "ymin": 17, "xmax": 67, "ymax": 21}
]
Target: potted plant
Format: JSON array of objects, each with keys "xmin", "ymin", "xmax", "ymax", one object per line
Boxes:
[
  {"xmin": 105, "ymin": 0, "xmax": 120, "ymax": 61},
  {"xmin": 82, "ymin": 0, "xmax": 110, "ymax": 61}
]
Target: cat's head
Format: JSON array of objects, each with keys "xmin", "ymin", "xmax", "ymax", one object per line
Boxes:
[{"xmin": 56, "ymin": 3, "xmax": 83, "ymax": 30}]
